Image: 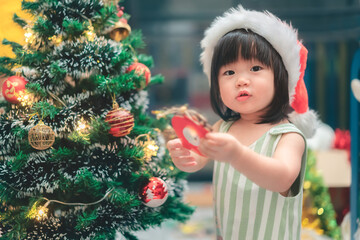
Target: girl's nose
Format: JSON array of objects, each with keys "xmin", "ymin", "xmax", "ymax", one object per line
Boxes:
[{"xmin": 236, "ymin": 75, "xmax": 249, "ymax": 87}]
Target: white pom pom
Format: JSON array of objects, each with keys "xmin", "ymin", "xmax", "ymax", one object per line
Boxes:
[
  {"xmin": 288, "ymin": 110, "xmax": 319, "ymax": 138},
  {"xmin": 307, "ymin": 122, "xmax": 335, "ymax": 150}
]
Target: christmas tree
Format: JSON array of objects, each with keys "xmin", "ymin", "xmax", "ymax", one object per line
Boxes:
[{"xmin": 0, "ymin": 0, "xmax": 194, "ymax": 239}]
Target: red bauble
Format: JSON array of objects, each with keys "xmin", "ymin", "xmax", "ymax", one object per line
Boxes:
[
  {"xmin": 140, "ymin": 177, "xmax": 168, "ymax": 207},
  {"xmin": 2, "ymin": 76, "xmax": 28, "ymax": 104},
  {"xmin": 105, "ymin": 106, "xmax": 134, "ymax": 137},
  {"xmin": 126, "ymin": 62, "xmax": 151, "ymax": 88}
]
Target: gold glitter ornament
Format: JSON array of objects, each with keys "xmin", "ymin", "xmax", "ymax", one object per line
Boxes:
[{"xmin": 28, "ymin": 121, "xmax": 55, "ymax": 150}]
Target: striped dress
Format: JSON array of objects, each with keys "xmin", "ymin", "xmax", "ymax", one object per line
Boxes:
[{"xmin": 213, "ymin": 122, "xmax": 307, "ymax": 240}]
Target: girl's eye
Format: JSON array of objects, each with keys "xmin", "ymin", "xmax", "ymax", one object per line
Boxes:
[
  {"xmin": 250, "ymin": 66, "xmax": 263, "ymax": 72},
  {"xmin": 224, "ymin": 70, "xmax": 235, "ymax": 75}
]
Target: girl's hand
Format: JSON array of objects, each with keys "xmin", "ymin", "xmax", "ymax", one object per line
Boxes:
[
  {"xmin": 167, "ymin": 138, "xmax": 208, "ymax": 172},
  {"xmin": 199, "ymin": 132, "xmax": 243, "ymax": 164}
]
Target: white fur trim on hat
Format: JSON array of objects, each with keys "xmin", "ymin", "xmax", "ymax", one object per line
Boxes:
[
  {"xmin": 200, "ymin": 5, "xmax": 300, "ymax": 102},
  {"xmin": 288, "ymin": 110, "xmax": 320, "ymax": 138}
]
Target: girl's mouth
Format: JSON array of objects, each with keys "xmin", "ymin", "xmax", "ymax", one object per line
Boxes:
[{"xmin": 236, "ymin": 91, "xmax": 250, "ymax": 101}]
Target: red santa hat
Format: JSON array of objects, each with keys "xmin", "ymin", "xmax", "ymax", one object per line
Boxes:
[{"xmin": 200, "ymin": 5, "xmax": 318, "ymax": 138}]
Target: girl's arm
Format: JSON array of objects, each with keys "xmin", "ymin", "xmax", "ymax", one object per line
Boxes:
[
  {"xmin": 167, "ymin": 120, "xmax": 222, "ymax": 173},
  {"xmin": 199, "ymin": 131, "xmax": 305, "ymax": 193}
]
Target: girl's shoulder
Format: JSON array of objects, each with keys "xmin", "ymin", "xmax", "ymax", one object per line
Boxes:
[
  {"xmin": 216, "ymin": 120, "xmax": 234, "ymax": 133},
  {"xmin": 211, "ymin": 119, "xmax": 225, "ymax": 132},
  {"xmin": 268, "ymin": 122, "xmax": 305, "ymax": 137}
]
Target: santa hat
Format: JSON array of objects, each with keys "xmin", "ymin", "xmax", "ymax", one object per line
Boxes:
[{"xmin": 200, "ymin": 5, "xmax": 318, "ymax": 138}]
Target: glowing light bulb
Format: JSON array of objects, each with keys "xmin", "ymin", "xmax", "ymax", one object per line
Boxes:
[
  {"xmin": 85, "ymin": 25, "xmax": 96, "ymax": 41},
  {"xmin": 36, "ymin": 207, "xmax": 48, "ymax": 221},
  {"xmin": 17, "ymin": 91, "xmax": 34, "ymax": 107},
  {"xmin": 317, "ymin": 208, "xmax": 324, "ymax": 216},
  {"xmin": 75, "ymin": 118, "xmax": 89, "ymax": 133}
]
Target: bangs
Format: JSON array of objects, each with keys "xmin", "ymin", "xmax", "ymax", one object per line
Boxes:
[{"xmin": 214, "ymin": 29, "xmax": 274, "ymax": 69}]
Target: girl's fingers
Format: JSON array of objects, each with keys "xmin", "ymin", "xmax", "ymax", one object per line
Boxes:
[
  {"xmin": 172, "ymin": 156, "xmax": 197, "ymax": 167},
  {"xmin": 167, "ymin": 138, "xmax": 183, "ymax": 149},
  {"xmin": 180, "ymin": 160, "xmax": 197, "ymax": 167},
  {"xmin": 199, "ymin": 143, "xmax": 218, "ymax": 158},
  {"xmin": 169, "ymin": 149, "xmax": 191, "ymax": 158},
  {"xmin": 203, "ymin": 133, "xmax": 226, "ymax": 146}
]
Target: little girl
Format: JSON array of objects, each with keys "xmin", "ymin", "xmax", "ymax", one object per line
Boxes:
[{"xmin": 167, "ymin": 5, "xmax": 318, "ymax": 240}]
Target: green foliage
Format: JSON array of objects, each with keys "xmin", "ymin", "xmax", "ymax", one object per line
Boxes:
[
  {"xmin": 1, "ymin": 39, "xmax": 23, "ymax": 54},
  {"xmin": 147, "ymin": 74, "xmax": 164, "ymax": 87},
  {"xmin": 21, "ymin": 50, "xmax": 49, "ymax": 68},
  {"xmin": 75, "ymin": 209, "xmax": 98, "ymax": 230},
  {"xmin": 0, "ymin": 206, "xmax": 28, "ymax": 239},
  {"xmin": 96, "ymin": 73, "xmax": 138, "ymax": 95},
  {"xmin": 0, "ymin": 65, "xmax": 14, "ymax": 76},
  {"xmin": 26, "ymin": 82, "xmax": 48, "ymax": 98},
  {"xmin": 137, "ymin": 54, "xmax": 154, "ymax": 68},
  {"xmin": 109, "ymin": 188, "xmax": 142, "ymax": 209},
  {"xmin": 74, "ymin": 168, "xmax": 103, "ymax": 196},
  {"xmin": 33, "ymin": 16, "xmax": 56, "ymax": 39},
  {"xmin": 121, "ymin": 232, "xmax": 138, "ymax": 240},
  {"xmin": 11, "ymin": 126, "xmax": 28, "ymax": 139},
  {"xmin": 50, "ymin": 147, "xmax": 77, "ymax": 162},
  {"xmin": 31, "ymin": 101, "xmax": 60, "ymax": 119},
  {"xmin": 305, "ymin": 150, "xmax": 342, "ymax": 239},
  {"xmin": 62, "ymin": 19, "xmax": 86, "ymax": 39},
  {"xmin": 161, "ymin": 196, "xmax": 195, "ymax": 222},
  {"xmin": 0, "ymin": 56, "xmax": 17, "ymax": 75},
  {"xmin": 122, "ymin": 30, "xmax": 146, "ymax": 50},
  {"xmin": 49, "ymin": 62, "xmax": 67, "ymax": 84},
  {"xmin": 88, "ymin": 117, "xmax": 111, "ymax": 144},
  {"xmin": 68, "ymin": 130, "xmax": 91, "ymax": 144},
  {"xmin": 12, "ymin": 13, "xmax": 27, "ymax": 28},
  {"xmin": 8, "ymin": 151, "xmax": 29, "ymax": 171},
  {"xmin": 110, "ymin": 50, "xmax": 133, "ymax": 73},
  {"xmin": 93, "ymin": 4, "xmax": 118, "ymax": 30},
  {"xmin": 21, "ymin": 0, "xmax": 42, "ymax": 14}
]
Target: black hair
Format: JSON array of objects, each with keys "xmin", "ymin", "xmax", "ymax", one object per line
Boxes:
[{"xmin": 209, "ymin": 29, "xmax": 290, "ymax": 124}]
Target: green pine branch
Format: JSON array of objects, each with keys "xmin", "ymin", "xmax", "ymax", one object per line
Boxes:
[
  {"xmin": 8, "ymin": 151, "xmax": 29, "ymax": 172},
  {"xmin": 12, "ymin": 13, "xmax": 28, "ymax": 28}
]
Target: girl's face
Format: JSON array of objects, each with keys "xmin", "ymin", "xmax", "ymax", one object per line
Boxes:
[{"xmin": 218, "ymin": 57, "xmax": 275, "ymax": 119}]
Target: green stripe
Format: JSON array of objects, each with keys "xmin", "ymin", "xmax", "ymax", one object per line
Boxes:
[
  {"xmin": 219, "ymin": 163, "xmax": 230, "ymax": 230},
  {"xmin": 250, "ymin": 133, "xmax": 268, "ymax": 239},
  {"xmin": 215, "ymin": 121, "xmax": 232, "ymax": 238},
  {"xmin": 261, "ymin": 133, "xmax": 278, "ymax": 240},
  {"xmin": 288, "ymin": 198, "xmax": 295, "ymax": 238},
  {"xmin": 213, "ymin": 161, "xmax": 220, "ymax": 197},
  {"xmin": 213, "ymin": 161, "xmax": 220, "ymax": 233},
  {"xmin": 296, "ymin": 195, "xmax": 303, "ymax": 240},
  {"xmin": 264, "ymin": 193, "xmax": 279, "ymax": 239},
  {"xmin": 253, "ymin": 188, "xmax": 266, "ymax": 240},
  {"xmin": 237, "ymin": 179, "xmax": 253, "ymax": 239},
  {"xmin": 265, "ymin": 134, "xmax": 277, "ymax": 157},
  {"xmin": 225, "ymin": 169, "xmax": 241, "ymax": 236},
  {"xmin": 278, "ymin": 199, "xmax": 289, "ymax": 239}
]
